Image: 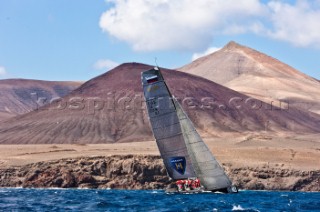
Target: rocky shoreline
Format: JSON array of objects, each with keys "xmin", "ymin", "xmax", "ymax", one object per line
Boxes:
[{"xmin": 0, "ymin": 155, "xmax": 319, "ymax": 191}]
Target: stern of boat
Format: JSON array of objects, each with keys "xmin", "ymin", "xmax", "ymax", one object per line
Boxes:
[{"xmin": 227, "ymin": 185, "xmax": 238, "ymax": 193}]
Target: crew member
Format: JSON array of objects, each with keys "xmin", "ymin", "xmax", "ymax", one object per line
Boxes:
[
  {"xmin": 191, "ymin": 179, "xmax": 197, "ymax": 190},
  {"xmin": 184, "ymin": 179, "xmax": 190, "ymax": 190},
  {"xmin": 194, "ymin": 178, "xmax": 200, "ymax": 188},
  {"xmin": 176, "ymin": 180, "xmax": 184, "ymax": 191}
]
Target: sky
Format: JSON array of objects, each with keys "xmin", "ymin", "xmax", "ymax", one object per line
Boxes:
[{"xmin": 0, "ymin": 0, "xmax": 319, "ymax": 81}]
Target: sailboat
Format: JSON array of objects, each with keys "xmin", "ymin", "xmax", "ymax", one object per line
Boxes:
[{"xmin": 141, "ymin": 67, "xmax": 238, "ymax": 193}]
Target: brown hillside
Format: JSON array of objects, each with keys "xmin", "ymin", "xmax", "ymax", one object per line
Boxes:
[
  {"xmin": 0, "ymin": 79, "xmax": 81, "ymax": 121},
  {"xmin": 0, "ymin": 63, "xmax": 319, "ymax": 144},
  {"xmin": 178, "ymin": 41, "xmax": 320, "ymax": 115}
]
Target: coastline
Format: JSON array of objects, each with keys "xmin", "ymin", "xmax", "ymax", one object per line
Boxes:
[
  {"xmin": 1, "ymin": 155, "xmax": 319, "ymax": 191},
  {"xmin": 0, "ymin": 135, "xmax": 319, "ymax": 192}
]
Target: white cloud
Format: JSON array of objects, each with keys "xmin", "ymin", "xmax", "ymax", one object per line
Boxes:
[
  {"xmin": 100, "ymin": 0, "xmax": 265, "ymax": 51},
  {"xmin": 192, "ymin": 47, "xmax": 221, "ymax": 61},
  {"xmin": 0, "ymin": 66, "xmax": 7, "ymax": 77},
  {"xmin": 93, "ymin": 59, "xmax": 119, "ymax": 71},
  {"xmin": 266, "ymin": 0, "xmax": 320, "ymax": 48},
  {"xmin": 100, "ymin": 0, "xmax": 320, "ymax": 51}
]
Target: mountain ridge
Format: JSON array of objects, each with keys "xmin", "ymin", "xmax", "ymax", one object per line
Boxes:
[
  {"xmin": 0, "ymin": 79, "xmax": 81, "ymax": 121},
  {"xmin": 178, "ymin": 41, "xmax": 320, "ymax": 115},
  {"xmin": 0, "ymin": 62, "xmax": 319, "ymax": 144}
]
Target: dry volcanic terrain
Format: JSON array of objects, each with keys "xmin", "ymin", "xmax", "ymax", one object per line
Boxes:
[
  {"xmin": 179, "ymin": 41, "xmax": 320, "ymax": 115},
  {"xmin": 0, "ymin": 79, "xmax": 81, "ymax": 121},
  {"xmin": 0, "ymin": 45, "xmax": 319, "ymax": 191},
  {"xmin": 0, "ymin": 63, "xmax": 319, "ymax": 144},
  {"xmin": 0, "ymin": 135, "xmax": 319, "ymax": 191}
]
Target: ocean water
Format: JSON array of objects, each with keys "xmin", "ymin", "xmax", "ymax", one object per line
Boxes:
[{"xmin": 0, "ymin": 188, "xmax": 319, "ymax": 211}]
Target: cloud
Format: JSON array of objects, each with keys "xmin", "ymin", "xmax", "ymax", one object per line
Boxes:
[
  {"xmin": 192, "ymin": 47, "xmax": 221, "ymax": 61},
  {"xmin": 94, "ymin": 59, "xmax": 119, "ymax": 71},
  {"xmin": 0, "ymin": 66, "xmax": 7, "ymax": 77},
  {"xmin": 266, "ymin": 0, "xmax": 320, "ymax": 48},
  {"xmin": 100, "ymin": 0, "xmax": 265, "ymax": 51},
  {"xmin": 100, "ymin": 0, "xmax": 320, "ymax": 51}
]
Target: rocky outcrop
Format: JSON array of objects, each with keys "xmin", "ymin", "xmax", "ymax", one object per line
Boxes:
[
  {"xmin": 226, "ymin": 165, "xmax": 320, "ymax": 191},
  {"xmin": 0, "ymin": 155, "xmax": 168, "ymax": 190},
  {"xmin": 0, "ymin": 155, "xmax": 319, "ymax": 191}
]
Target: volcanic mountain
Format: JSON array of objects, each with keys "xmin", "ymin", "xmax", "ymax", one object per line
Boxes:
[
  {"xmin": 179, "ymin": 41, "xmax": 320, "ymax": 115},
  {"xmin": 0, "ymin": 79, "xmax": 81, "ymax": 121},
  {"xmin": 0, "ymin": 63, "xmax": 319, "ymax": 144}
]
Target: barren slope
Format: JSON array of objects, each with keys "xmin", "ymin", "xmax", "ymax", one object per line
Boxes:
[
  {"xmin": 0, "ymin": 63, "xmax": 319, "ymax": 144},
  {"xmin": 0, "ymin": 79, "xmax": 81, "ymax": 121},
  {"xmin": 179, "ymin": 41, "xmax": 320, "ymax": 115}
]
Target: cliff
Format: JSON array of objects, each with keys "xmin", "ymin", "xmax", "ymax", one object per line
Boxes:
[{"xmin": 0, "ymin": 155, "xmax": 319, "ymax": 191}]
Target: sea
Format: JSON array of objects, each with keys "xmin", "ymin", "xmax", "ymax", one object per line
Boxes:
[{"xmin": 0, "ymin": 188, "xmax": 319, "ymax": 211}]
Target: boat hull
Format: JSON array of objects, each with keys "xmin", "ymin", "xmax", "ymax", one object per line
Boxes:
[{"xmin": 165, "ymin": 186, "xmax": 238, "ymax": 194}]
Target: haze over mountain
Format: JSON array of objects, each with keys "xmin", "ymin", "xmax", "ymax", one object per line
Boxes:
[
  {"xmin": 179, "ymin": 41, "xmax": 320, "ymax": 115},
  {"xmin": 0, "ymin": 79, "xmax": 81, "ymax": 121},
  {"xmin": 0, "ymin": 63, "xmax": 319, "ymax": 144}
]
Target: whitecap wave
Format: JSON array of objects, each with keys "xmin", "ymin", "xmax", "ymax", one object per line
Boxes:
[
  {"xmin": 232, "ymin": 204, "xmax": 260, "ymax": 211},
  {"xmin": 232, "ymin": 205, "xmax": 245, "ymax": 211}
]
